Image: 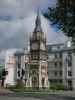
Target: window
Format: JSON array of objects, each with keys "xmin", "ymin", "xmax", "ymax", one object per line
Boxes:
[
  {"xmin": 67, "ymin": 52, "xmax": 72, "ymax": 66},
  {"xmin": 18, "ymin": 71, "xmax": 20, "ymax": 77},
  {"xmin": 55, "ymin": 54, "xmax": 58, "ymax": 58},
  {"xmin": 59, "ymin": 53, "xmax": 62, "ymax": 58},
  {"xmin": 68, "ymin": 80, "xmax": 72, "ymax": 86},
  {"xmin": 68, "ymin": 80, "xmax": 72, "ymax": 90},
  {"xmin": 68, "ymin": 54, "xmax": 72, "ymax": 67},
  {"xmin": 59, "ymin": 80, "xmax": 62, "ymax": 83},
  {"xmin": 55, "ymin": 62, "xmax": 57, "ymax": 67},
  {"xmin": 59, "ymin": 62, "xmax": 62, "ymax": 67},
  {"xmin": 68, "ymin": 71, "xmax": 72, "ymax": 76},
  {"xmin": 42, "ymin": 78, "xmax": 45, "ymax": 89},
  {"xmin": 57, "ymin": 46, "xmax": 60, "ymax": 49},
  {"xmin": 21, "ymin": 69, "xmax": 25, "ymax": 76},
  {"xmin": 60, "ymin": 71, "xmax": 62, "ymax": 76},
  {"xmin": 18, "ymin": 64, "xmax": 21, "ymax": 68},
  {"xmin": 54, "ymin": 72, "xmax": 57, "ymax": 76}
]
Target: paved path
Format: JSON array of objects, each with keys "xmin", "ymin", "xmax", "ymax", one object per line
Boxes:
[
  {"xmin": 0, "ymin": 95, "xmax": 75, "ymax": 100},
  {"xmin": 0, "ymin": 88, "xmax": 75, "ymax": 100},
  {"xmin": 0, "ymin": 96, "xmax": 42, "ymax": 100},
  {"xmin": 0, "ymin": 87, "xmax": 13, "ymax": 93}
]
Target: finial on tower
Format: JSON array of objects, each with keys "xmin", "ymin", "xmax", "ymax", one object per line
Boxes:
[{"xmin": 34, "ymin": 10, "xmax": 42, "ymax": 33}]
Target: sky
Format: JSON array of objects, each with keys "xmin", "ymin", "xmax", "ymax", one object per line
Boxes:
[
  {"xmin": 0, "ymin": 0, "xmax": 68, "ymax": 63},
  {"xmin": 0, "ymin": 0, "xmax": 68, "ymax": 49}
]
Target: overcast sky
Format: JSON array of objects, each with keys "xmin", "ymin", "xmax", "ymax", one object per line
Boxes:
[{"xmin": 0, "ymin": 0, "xmax": 68, "ymax": 50}]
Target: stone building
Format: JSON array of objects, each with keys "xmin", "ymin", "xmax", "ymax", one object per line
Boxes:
[
  {"xmin": 4, "ymin": 12, "xmax": 49, "ymax": 89},
  {"xmin": 47, "ymin": 41, "xmax": 75, "ymax": 90},
  {"xmin": 4, "ymin": 49, "xmax": 24, "ymax": 87},
  {"xmin": 4, "ymin": 49, "xmax": 17, "ymax": 87},
  {"xmin": 28, "ymin": 12, "xmax": 49, "ymax": 89},
  {"xmin": 47, "ymin": 43, "xmax": 64, "ymax": 86},
  {"xmin": 4, "ymin": 12, "xmax": 75, "ymax": 90}
]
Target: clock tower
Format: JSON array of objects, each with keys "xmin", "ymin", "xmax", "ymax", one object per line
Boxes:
[{"xmin": 29, "ymin": 12, "xmax": 49, "ymax": 89}]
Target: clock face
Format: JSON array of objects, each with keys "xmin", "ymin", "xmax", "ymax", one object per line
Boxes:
[
  {"xmin": 40, "ymin": 43, "xmax": 45, "ymax": 50},
  {"xmin": 31, "ymin": 43, "xmax": 38, "ymax": 50}
]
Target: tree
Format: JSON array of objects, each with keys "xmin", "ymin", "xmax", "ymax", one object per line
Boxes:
[{"xmin": 44, "ymin": 0, "xmax": 75, "ymax": 45}]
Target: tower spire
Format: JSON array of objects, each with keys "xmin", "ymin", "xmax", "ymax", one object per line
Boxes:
[{"xmin": 34, "ymin": 10, "xmax": 42, "ymax": 33}]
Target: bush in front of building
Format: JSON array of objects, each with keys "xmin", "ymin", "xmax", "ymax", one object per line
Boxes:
[{"xmin": 50, "ymin": 83, "xmax": 65, "ymax": 91}]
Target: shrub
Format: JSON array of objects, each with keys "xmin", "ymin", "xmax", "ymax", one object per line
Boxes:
[{"xmin": 50, "ymin": 83, "xmax": 65, "ymax": 90}]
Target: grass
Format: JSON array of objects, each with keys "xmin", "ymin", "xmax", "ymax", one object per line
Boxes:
[
  {"xmin": 7, "ymin": 83, "xmax": 66, "ymax": 93},
  {"xmin": 8, "ymin": 86, "xmax": 64, "ymax": 93}
]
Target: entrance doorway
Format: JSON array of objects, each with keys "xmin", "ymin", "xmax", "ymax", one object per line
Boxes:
[
  {"xmin": 42, "ymin": 78, "xmax": 45, "ymax": 89},
  {"xmin": 32, "ymin": 76, "xmax": 38, "ymax": 89}
]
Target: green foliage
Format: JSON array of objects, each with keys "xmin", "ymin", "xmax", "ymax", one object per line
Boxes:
[
  {"xmin": 8, "ymin": 85, "xmax": 49, "ymax": 92},
  {"xmin": 44, "ymin": 0, "xmax": 75, "ymax": 44},
  {"xmin": 50, "ymin": 83, "xmax": 65, "ymax": 90},
  {"xmin": 8, "ymin": 84, "xmax": 25, "ymax": 92}
]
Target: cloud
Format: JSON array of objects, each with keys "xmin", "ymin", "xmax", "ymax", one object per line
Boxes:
[
  {"xmin": 0, "ymin": 19, "xmax": 28, "ymax": 48},
  {"xmin": 0, "ymin": 12, "xmax": 67, "ymax": 49},
  {"xmin": 0, "ymin": 0, "xmax": 56, "ymax": 18},
  {"xmin": 0, "ymin": 0, "xmax": 68, "ymax": 63},
  {"xmin": 0, "ymin": 0, "xmax": 67, "ymax": 50}
]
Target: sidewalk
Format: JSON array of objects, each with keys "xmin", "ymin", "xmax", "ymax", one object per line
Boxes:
[
  {"xmin": 0, "ymin": 87, "xmax": 13, "ymax": 94},
  {"xmin": 0, "ymin": 87, "xmax": 75, "ymax": 98}
]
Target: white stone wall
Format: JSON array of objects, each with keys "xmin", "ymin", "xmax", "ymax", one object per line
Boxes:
[
  {"xmin": 4, "ymin": 64, "xmax": 17, "ymax": 86},
  {"xmin": 62, "ymin": 51, "xmax": 75, "ymax": 89},
  {"xmin": 72, "ymin": 53, "xmax": 75, "ymax": 89},
  {"xmin": 4, "ymin": 49, "xmax": 17, "ymax": 87},
  {"xmin": 62, "ymin": 52, "xmax": 68, "ymax": 87}
]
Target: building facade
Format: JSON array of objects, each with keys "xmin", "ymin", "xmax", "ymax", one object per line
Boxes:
[
  {"xmin": 4, "ymin": 49, "xmax": 24, "ymax": 87},
  {"xmin": 28, "ymin": 12, "xmax": 49, "ymax": 89},
  {"xmin": 47, "ymin": 41, "xmax": 75, "ymax": 90},
  {"xmin": 47, "ymin": 44, "xmax": 64, "ymax": 87},
  {"xmin": 4, "ymin": 49, "xmax": 17, "ymax": 87},
  {"xmin": 4, "ymin": 13, "xmax": 49, "ymax": 89},
  {"xmin": 4, "ymin": 12, "xmax": 75, "ymax": 90}
]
